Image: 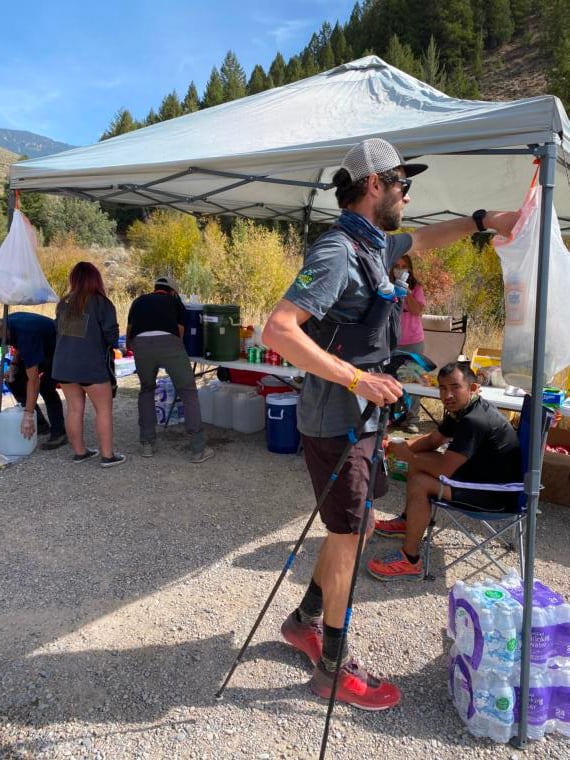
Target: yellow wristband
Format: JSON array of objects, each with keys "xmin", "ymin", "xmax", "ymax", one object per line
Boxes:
[{"xmin": 347, "ymin": 368, "xmax": 363, "ymax": 393}]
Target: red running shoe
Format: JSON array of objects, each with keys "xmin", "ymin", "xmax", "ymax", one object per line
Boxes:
[
  {"xmin": 374, "ymin": 515, "xmax": 407, "ymax": 538},
  {"xmin": 309, "ymin": 657, "xmax": 401, "ymax": 711},
  {"xmin": 367, "ymin": 549, "xmax": 424, "ymax": 582},
  {"xmin": 281, "ymin": 611, "xmax": 323, "ymax": 665}
]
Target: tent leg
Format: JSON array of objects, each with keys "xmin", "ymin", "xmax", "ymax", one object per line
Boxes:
[
  {"xmin": 0, "ymin": 190, "xmax": 16, "ymax": 413},
  {"xmin": 511, "ymin": 142, "xmax": 556, "ymax": 750}
]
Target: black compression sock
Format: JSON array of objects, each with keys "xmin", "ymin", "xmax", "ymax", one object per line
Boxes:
[
  {"xmin": 321, "ymin": 624, "xmax": 349, "ymax": 670},
  {"xmin": 298, "ymin": 578, "xmax": 323, "ymax": 622},
  {"xmin": 403, "ymin": 550, "xmax": 420, "ymax": 564}
]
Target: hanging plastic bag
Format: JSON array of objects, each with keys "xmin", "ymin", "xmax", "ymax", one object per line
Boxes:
[
  {"xmin": 494, "ymin": 173, "xmax": 570, "ymax": 391},
  {"xmin": 0, "ymin": 209, "xmax": 58, "ymax": 304}
]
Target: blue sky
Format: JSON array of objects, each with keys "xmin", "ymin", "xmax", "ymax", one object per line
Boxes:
[{"xmin": 1, "ymin": 0, "xmax": 356, "ymax": 147}]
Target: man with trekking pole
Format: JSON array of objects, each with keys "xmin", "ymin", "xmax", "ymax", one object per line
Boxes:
[{"xmin": 261, "ymin": 137, "xmax": 520, "ymax": 710}]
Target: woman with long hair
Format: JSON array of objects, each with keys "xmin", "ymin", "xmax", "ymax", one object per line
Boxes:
[
  {"xmin": 53, "ymin": 261, "xmax": 125, "ymax": 467},
  {"xmin": 392, "ymin": 254, "xmax": 426, "ymax": 433}
]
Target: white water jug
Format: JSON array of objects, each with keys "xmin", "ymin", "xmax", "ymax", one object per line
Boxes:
[{"xmin": 0, "ymin": 405, "xmax": 37, "ymax": 456}]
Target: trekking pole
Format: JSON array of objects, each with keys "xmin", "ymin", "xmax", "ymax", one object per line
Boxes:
[
  {"xmin": 319, "ymin": 406, "xmax": 390, "ymax": 760},
  {"xmin": 216, "ymin": 401, "xmax": 377, "ymax": 700}
]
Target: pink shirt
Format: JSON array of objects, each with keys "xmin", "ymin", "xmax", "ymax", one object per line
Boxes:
[{"xmin": 399, "ymin": 284, "xmax": 426, "ymax": 346}]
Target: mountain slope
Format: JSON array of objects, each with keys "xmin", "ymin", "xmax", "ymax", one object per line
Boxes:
[{"xmin": 0, "ymin": 129, "xmax": 75, "ymax": 158}]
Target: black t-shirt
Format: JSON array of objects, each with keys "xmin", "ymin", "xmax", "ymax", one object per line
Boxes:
[
  {"xmin": 438, "ymin": 397, "xmax": 522, "ymax": 484},
  {"xmin": 128, "ymin": 292, "xmax": 186, "ymax": 338}
]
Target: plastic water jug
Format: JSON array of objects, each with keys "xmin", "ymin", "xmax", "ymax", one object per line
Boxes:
[
  {"xmin": 212, "ymin": 389, "xmax": 233, "ymax": 428},
  {"xmin": 0, "ymin": 405, "xmax": 37, "ymax": 456},
  {"xmin": 232, "ymin": 392, "xmax": 265, "ymax": 433}
]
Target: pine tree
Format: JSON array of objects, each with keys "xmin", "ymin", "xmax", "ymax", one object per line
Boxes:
[
  {"xmin": 144, "ymin": 108, "xmax": 160, "ymax": 126},
  {"xmin": 301, "ymin": 48, "xmax": 319, "ymax": 77},
  {"xmin": 202, "ymin": 67, "xmax": 224, "ymax": 108},
  {"xmin": 510, "ymin": 0, "xmax": 533, "ymax": 34},
  {"xmin": 385, "ymin": 34, "xmax": 423, "ymax": 78},
  {"xmin": 158, "ymin": 91, "xmax": 183, "ymax": 121},
  {"xmin": 247, "ymin": 64, "xmax": 270, "ymax": 95},
  {"xmin": 284, "ymin": 56, "xmax": 303, "ymax": 83},
  {"xmin": 446, "ymin": 60, "xmax": 480, "ymax": 98},
  {"xmin": 318, "ymin": 21, "xmax": 333, "ymax": 50},
  {"xmin": 100, "ymin": 108, "xmax": 139, "ymax": 140},
  {"xmin": 484, "ymin": 0, "xmax": 515, "ymax": 48},
  {"xmin": 344, "ymin": 2, "xmax": 364, "ymax": 57},
  {"xmin": 431, "ymin": 0, "xmax": 476, "ymax": 69},
  {"xmin": 549, "ymin": 33, "xmax": 570, "ymax": 109},
  {"xmin": 330, "ymin": 23, "xmax": 351, "ymax": 64},
  {"xmin": 319, "ymin": 42, "xmax": 336, "ymax": 70},
  {"xmin": 421, "ymin": 36, "xmax": 447, "ymax": 90},
  {"xmin": 269, "ymin": 52, "xmax": 286, "ymax": 87},
  {"xmin": 182, "ymin": 82, "xmax": 200, "ymax": 113},
  {"xmin": 220, "ymin": 50, "xmax": 247, "ymax": 101}
]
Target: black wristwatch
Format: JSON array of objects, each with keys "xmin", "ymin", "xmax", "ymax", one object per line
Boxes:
[{"xmin": 472, "ymin": 209, "xmax": 488, "ymax": 232}]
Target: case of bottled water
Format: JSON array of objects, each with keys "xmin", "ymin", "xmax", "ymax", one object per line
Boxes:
[
  {"xmin": 448, "ymin": 572, "xmax": 570, "ymax": 742},
  {"xmin": 154, "ymin": 377, "xmax": 184, "ymax": 426}
]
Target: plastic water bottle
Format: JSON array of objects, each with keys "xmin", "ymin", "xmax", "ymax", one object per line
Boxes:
[
  {"xmin": 551, "ymin": 667, "xmax": 570, "ymax": 736},
  {"xmin": 526, "ymin": 668, "xmax": 551, "ymax": 740},
  {"xmin": 485, "ymin": 674, "xmax": 515, "ymax": 743},
  {"xmin": 377, "ymin": 281, "xmax": 396, "ymax": 301}
]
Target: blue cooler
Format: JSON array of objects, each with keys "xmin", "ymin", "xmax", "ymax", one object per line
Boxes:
[
  {"xmin": 183, "ymin": 302, "xmax": 203, "ymax": 356},
  {"xmin": 266, "ymin": 392, "xmax": 300, "ymax": 454}
]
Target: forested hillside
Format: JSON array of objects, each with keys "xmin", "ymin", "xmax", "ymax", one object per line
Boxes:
[{"xmin": 101, "ymin": 0, "xmax": 569, "ymax": 140}]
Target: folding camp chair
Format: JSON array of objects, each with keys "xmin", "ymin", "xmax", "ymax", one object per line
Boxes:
[
  {"xmin": 423, "ymin": 395, "xmax": 554, "ymax": 579},
  {"xmin": 421, "ymin": 314, "xmax": 468, "ymax": 370}
]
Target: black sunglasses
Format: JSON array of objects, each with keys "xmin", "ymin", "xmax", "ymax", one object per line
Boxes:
[{"xmin": 378, "ymin": 173, "xmax": 412, "ymax": 197}]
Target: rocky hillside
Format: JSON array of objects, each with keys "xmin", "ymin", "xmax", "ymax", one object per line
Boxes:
[
  {"xmin": 479, "ymin": 30, "xmax": 550, "ymax": 101},
  {"xmin": 0, "ymin": 146, "xmax": 20, "ymax": 185},
  {"xmin": 0, "ymin": 128, "xmax": 74, "ymax": 158}
]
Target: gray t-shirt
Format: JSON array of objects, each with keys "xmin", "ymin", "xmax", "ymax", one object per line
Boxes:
[{"xmin": 284, "ymin": 229, "xmax": 412, "ymax": 437}]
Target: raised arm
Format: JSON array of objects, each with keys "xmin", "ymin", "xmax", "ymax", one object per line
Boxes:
[{"xmin": 409, "ymin": 210, "xmax": 520, "ymax": 254}]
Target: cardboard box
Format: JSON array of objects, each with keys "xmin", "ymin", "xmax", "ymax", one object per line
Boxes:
[{"xmin": 540, "ymin": 427, "xmax": 570, "ymax": 506}]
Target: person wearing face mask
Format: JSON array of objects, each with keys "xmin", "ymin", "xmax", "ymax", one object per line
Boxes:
[
  {"xmin": 392, "ymin": 254, "xmax": 425, "ymax": 433},
  {"xmin": 367, "ymin": 362, "xmax": 522, "ymax": 581}
]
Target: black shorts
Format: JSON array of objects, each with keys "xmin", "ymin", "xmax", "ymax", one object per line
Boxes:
[
  {"xmin": 302, "ymin": 433, "xmax": 381, "ymax": 534},
  {"xmin": 449, "ymin": 486, "xmax": 520, "ymax": 514}
]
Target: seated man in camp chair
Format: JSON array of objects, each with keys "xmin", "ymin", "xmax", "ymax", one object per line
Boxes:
[{"xmin": 366, "ymin": 361, "xmax": 522, "ymax": 581}]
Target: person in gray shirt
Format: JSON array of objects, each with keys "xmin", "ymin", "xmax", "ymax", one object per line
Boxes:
[{"xmin": 262, "ymin": 137, "xmax": 520, "ymax": 711}]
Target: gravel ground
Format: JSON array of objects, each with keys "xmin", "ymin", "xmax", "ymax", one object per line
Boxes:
[{"xmin": 1, "ymin": 376, "xmax": 569, "ymax": 760}]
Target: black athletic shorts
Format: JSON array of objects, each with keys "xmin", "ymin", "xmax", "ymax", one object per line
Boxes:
[
  {"xmin": 302, "ymin": 432, "xmax": 383, "ymax": 534},
  {"xmin": 449, "ymin": 486, "xmax": 520, "ymax": 513}
]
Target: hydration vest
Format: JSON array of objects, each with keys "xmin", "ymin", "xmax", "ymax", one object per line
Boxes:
[{"xmin": 305, "ymin": 228, "xmax": 403, "ymax": 370}]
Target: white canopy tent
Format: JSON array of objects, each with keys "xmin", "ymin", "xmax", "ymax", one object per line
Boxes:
[
  {"xmin": 8, "ymin": 56, "xmax": 570, "ymax": 229},
  {"xmin": 7, "ymin": 57, "xmax": 570, "ymax": 749}
]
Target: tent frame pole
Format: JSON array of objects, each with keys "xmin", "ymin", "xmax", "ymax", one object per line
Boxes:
[
  {"xmin": 512, "ymin": 141, "xmax": 556, "ymax": 750},
  {"xmin": 0, "ymin": 190, "xmax": 16, "ymax": 413}
]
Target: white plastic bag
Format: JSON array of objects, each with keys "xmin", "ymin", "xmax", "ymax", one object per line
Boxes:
[
  {"xmin": 494, "ymin": 175, "xmax": 570, "ymax": 390},
  {"xmin": 0, "ymin": 209, "xmax": 57, "ymax": 304}
]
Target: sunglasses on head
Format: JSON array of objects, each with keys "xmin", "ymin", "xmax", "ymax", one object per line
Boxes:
[{"xmin": 378, "ymin": 173, "xmax": 412, "ymax": 197}]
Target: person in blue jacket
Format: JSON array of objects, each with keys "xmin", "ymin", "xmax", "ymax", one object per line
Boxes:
[{"xmin": 2, "ymin": 311, "xmax": 67, "ymax": 448}]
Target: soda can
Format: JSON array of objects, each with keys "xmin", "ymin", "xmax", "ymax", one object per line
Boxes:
[
  {"xmin": 258, "ymin": 348, "xmax": 266, "ymax": 363},
  {"xmin": 247, "ymin": 346, "xmax": 257, "ymax": 363},
  {"xmin": 268, "ymin": 352, "xmax": 279, "ymax": 366}
]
